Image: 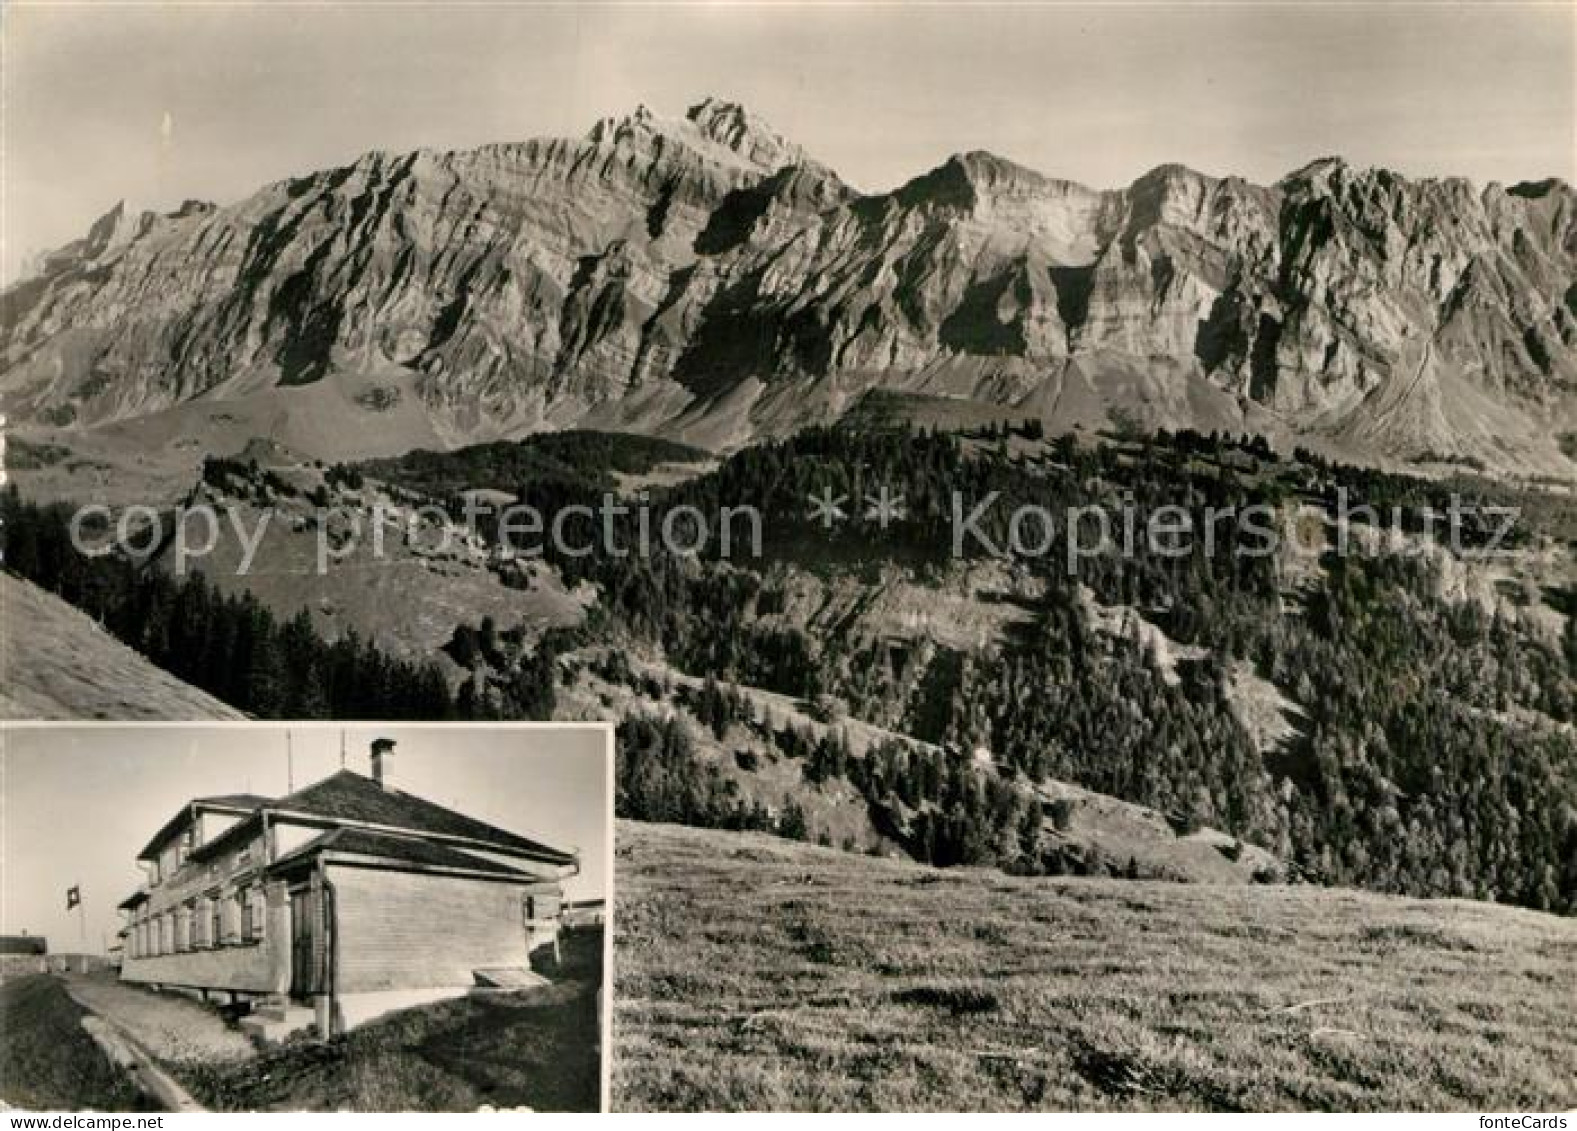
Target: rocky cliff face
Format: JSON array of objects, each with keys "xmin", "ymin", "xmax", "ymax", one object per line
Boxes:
[{"xmin": 4, "ymin": 99, "xmax": 1574, "ymax": 475}]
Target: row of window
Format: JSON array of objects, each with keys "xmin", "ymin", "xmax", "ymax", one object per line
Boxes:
[
  {"xmin": 127, "ymin": 887, "xmax": 266, "ymax": 959},
  {"xmin": 150, "ymin": 830, "xmax": 257, "ymax": 889}
]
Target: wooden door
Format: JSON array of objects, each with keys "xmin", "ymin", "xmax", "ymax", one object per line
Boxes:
[{"xmin": 290, "ymin": 888, "xmax": 319, "ymax": 997}]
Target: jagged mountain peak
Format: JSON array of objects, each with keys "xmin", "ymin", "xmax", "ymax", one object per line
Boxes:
[
  {"xmin": 584, "ymin": 97, "xmax": 807, "ymax": 174},
  {"xmin": 2, "ymin": 110, "xmax": 1573, "ymax": 480},
  {"xmin": 1277, "ymin": 156, "xmax": 1413, "ymax": 206},
  {"xmin": 1130, "ymin": 162, "xmax": 1216, "ymax": 191},
  {"xmin": 171, "ymin": 199, "xmax": 217, "ymax": 219},
  {"xmin": 1506, "ymin": 176, "xmax": 1570, "ymax": 201},
  {"xmin": 1281, "ymin": 154, "xmax": 1351, "ymax": 182},
  {"xmin": 1273, "ymin": 156, "xmax": 1577, "ymax": 226},
  {"xmin": 893, "ymin": 150, "xmax": 1094, "ymax": 212},
  {"xmin": 949, "ymin": 150, "xmax": 1056, "ymax": 185},
  {"xmin": 685, "ymin": 95, "xmax": 744, "ymax": 121},
  {"xmin": 84, "ymin": 199, "xmax": 151, "ymax": 242},
  {"xmin": 1274, "ymin": 155, "xmax": 1488, "ymax": 203},
  {"xmin": 87, "ymin": 198, "xmax": 127, "ymax": 230},
  {"xmin": 68, "ymin": 199, "xmax": 156, "ymax": 265},
  {"xmin": 686, "ymin": 97, "xmax": 809, "ymax": 171}
]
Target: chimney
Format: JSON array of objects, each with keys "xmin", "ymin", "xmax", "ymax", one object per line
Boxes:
[{"xmin": 370, "ymin": 738, "xmax": 397, "ymax": 790}]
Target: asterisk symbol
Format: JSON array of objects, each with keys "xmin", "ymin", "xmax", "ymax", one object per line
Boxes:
[
  {"xmin": 864, "ymin": 485, "xmax": 907, "ymax": 528},
  {"xmin": 806, "ymin": 486, "xmax": 848, "ymax": 529}
]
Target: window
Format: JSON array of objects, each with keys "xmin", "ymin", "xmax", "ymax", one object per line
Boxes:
[
  {"xmin": 250, "ymin": 888, "xmax": 267, "ymax": 941},
  {"xmin": 524, "ymin": 892, "xmax": 562, "ymax": 923},
  {"xmin": 176, "ymin": 828, "xmax": 194, "ymax": 869},
  {"xmin": 238, "ymin": 887, "xmax": 268, "ymax": 942},
  {"xmin": 211, "ymin": 900, "xmax": 223, "ymax": 948},
  {"xmin": 194, "ymin": 899, "xmax": 210, "ymax": 948}
]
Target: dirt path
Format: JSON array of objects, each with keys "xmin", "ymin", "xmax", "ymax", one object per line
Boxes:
[{"xmin": 63, "ymin": 976, "xmax": 255, "ymax": 1064}]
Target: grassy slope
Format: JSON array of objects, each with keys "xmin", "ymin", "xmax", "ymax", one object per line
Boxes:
[
  {"xmin": 157, "ymin": 490, "xmax": 588, "ymax": 663},
  {"xmin": 0, "ymin": 975, "xmax": 154, "ymax": 1111},
  {"xmin": 0, "ymin": 573, "xmax": 244, "ymax": 720},
  {"xmin": 612, "ymin": 821, "xmax": 1577, "ymax": 1112}
]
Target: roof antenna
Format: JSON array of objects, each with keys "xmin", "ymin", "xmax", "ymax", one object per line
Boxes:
[{"xmin": 286, "ymin": 730, "xmax": 295, "ymax": 793}]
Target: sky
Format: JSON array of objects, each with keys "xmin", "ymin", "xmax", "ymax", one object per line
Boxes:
[
  {"xmin": 0, "ymin": 723, "xmax": 612, "ymax": 953},
  {"xmin": 1, "ymin": 2, "xmax": 1571, "ymax": 283}
]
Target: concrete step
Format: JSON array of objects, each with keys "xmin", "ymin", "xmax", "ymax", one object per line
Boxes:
[
  {"xmin": 240, "ymin": 1003, "xmax": 316, "ymax": 1043},
  {"xmin": 249, "ymin": 1002, "xmax": 314, "ymax": 1022},
  {"xmin": 248, "ymin": 993, "xmax": 291, "ymax": 1016},
  {"xmin": 473, "ymin": 967, "xmax": 551, "ymax": 990}
]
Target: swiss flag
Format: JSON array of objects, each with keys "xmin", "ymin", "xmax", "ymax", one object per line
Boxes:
[{"xmin": 66, "ymin": 885, "xmax": 80, "ymax": 910}]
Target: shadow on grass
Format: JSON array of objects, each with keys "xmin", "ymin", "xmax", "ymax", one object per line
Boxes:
[
  {"xmin": 176, "ymin": 928, "xmax": 604, "ymax": 1112},
  {"xmin": 0, "ymin": 975, "xmax": 159, "ymax": 1111},
  {"xmin": 890, "ymin": 984, "xmax": 1001, "ymax": 1016}
]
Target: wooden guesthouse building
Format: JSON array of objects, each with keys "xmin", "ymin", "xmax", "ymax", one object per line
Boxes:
[{"xmin": 116, "ymin": 739, "xmax": 577, "ymax": 1037}]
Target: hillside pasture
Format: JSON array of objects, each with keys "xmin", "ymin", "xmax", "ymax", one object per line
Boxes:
[{"xmin": 613, "ymin": 821, "xmax": 1577, "ymax": 1112}]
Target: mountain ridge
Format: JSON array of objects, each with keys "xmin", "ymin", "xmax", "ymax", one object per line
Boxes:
[{"xmin": 4, "ymin": 100, "xmax": 1573, "ymax": 477}]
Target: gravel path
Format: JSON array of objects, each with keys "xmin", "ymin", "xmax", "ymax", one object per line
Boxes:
[{"xmin": 64, "ymin": 976, "xmax": 256, "ymax": 1063}]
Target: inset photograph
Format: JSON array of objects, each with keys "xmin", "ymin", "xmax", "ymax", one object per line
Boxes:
[{"xmin": 0, "ymin": 722, "xmax": 612, "ymax": 1112}]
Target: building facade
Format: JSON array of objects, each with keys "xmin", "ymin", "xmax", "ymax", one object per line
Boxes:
[
  {"xmin": 117, "ymin": 740, "xmax": 577, "ymax": 1035},
  {"xmin": 0, "ymin": 934, "xmax": 48, "ymax": 978}
]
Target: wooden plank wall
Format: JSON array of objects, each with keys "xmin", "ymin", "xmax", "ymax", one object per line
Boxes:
[{"xmin": 327, "ymin": 865, "xmax": 561, "ymax": 993}]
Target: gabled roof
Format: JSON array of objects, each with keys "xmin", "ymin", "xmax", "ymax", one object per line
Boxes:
[
  {"xmin": 137, "ymin": 792, "xmax": 275, "ymax": 861},
  {"xmin": 191, "ymin": 771, "xmax": 576, "ymax": 867},
  {"xmin": 198, "ymin": 793, "xmax": 274, "ymax": 809},
  {"xmin": 117, "ymin": 890, "xmax": 150, "ymax": 911},
  {"xmin": 269, "ymin": 827, "xmax": 546, "ymax": 880}
]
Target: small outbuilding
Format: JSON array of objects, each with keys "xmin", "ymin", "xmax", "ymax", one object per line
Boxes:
[{"xmin": 0, "ymin": 934, "xmax": 48, "ymax": 977}]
